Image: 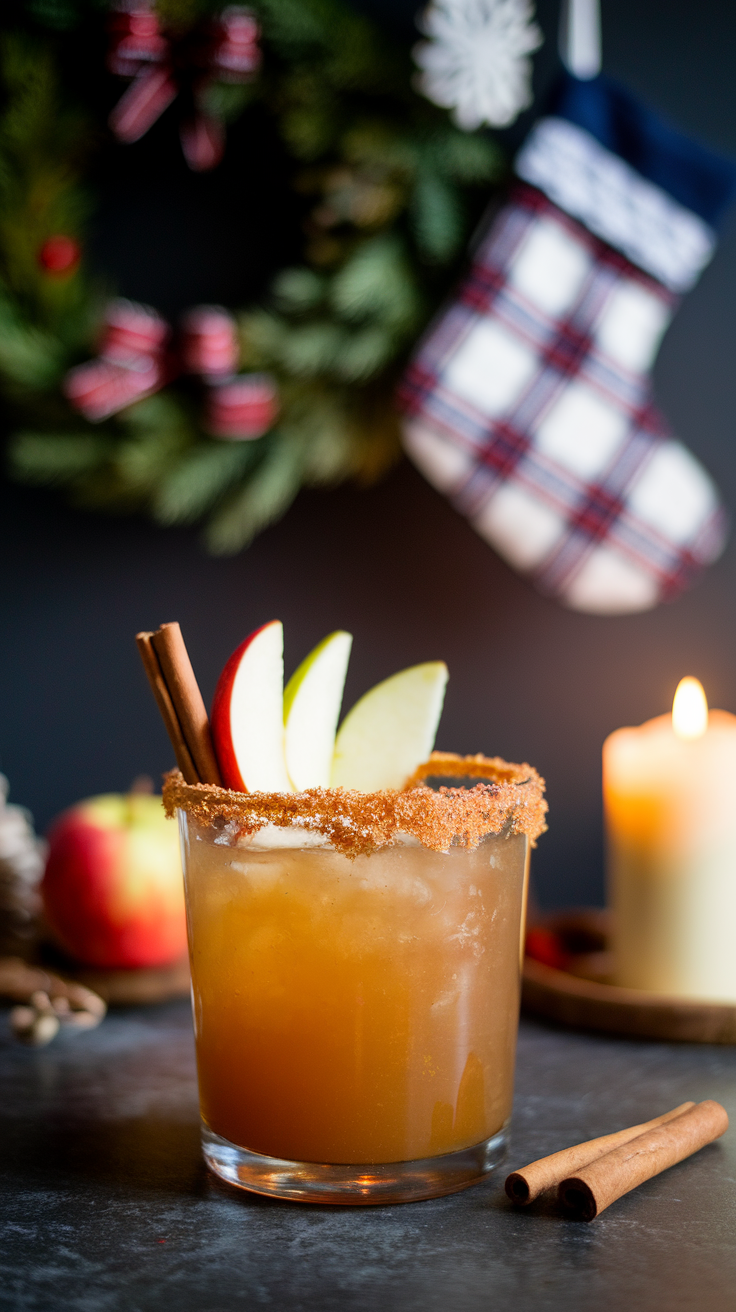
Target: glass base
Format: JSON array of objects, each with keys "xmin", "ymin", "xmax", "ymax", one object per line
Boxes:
[{"xmin": 202, "ymin": 1122, "xmax": 508, "ymax": 1204}]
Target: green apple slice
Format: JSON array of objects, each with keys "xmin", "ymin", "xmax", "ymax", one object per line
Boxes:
[
  {"xmin": 330, "ymin": 662, "xmax": 448, "ymax": 792},
  {"xmin": 284, "ymin": 631, "xmax": 353, "ymax": 790}
]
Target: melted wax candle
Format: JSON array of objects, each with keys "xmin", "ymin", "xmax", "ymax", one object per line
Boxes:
[{"xmin": 604, "ymin": 678, "xmax": 736, "ymax": 1001}]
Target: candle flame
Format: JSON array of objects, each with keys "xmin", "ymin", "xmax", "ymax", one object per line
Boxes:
[{"xmin": 672, "ymin": 677, "xmax": 708, "ymax": 740}]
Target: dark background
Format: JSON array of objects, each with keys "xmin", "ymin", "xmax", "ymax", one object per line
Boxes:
[{"xmin": 1, "ymin": 0, "xmax": 735, "ymax": 909}]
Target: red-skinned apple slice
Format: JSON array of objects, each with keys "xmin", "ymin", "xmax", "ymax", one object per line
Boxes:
[{"xmin": 211, "ymin": 620, "xmax": 293, "ymax": 792}]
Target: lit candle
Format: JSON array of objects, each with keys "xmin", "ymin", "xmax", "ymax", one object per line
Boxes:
[{"xmin": 603, "ymin": 679, "xmax": 736, "ymax": 1001}]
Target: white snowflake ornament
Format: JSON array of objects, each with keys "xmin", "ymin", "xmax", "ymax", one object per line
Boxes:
[{"xmin": 414, "ymin": 0, "xmax": 543, "ymax": 131}]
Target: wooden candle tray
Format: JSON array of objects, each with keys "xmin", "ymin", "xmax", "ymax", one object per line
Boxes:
[{"xmin": 523, "ymin": 909, "xmax": 736, "ymax": 1044}]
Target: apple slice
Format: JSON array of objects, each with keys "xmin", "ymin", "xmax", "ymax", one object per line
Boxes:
[
  {"xmin": 283, "ymin": 631, "xmax": 353, "ymax": 791},
  {"xmin": 331, "ymin": 662, "xmax": 448, "ymax": 792},
  {"xmin": 211, "ymin": 620, "xmax": 293, "ymax": 792}
]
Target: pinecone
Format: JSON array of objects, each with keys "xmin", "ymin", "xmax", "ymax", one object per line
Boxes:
[{"xmin": 0, "ymin": 775, "xmax": 46, "ymax": 957}]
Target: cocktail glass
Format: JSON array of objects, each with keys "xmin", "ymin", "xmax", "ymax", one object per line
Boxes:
[{"xmin": 178, "ymin": 800, "xmax": 531, "ymax": 1204}]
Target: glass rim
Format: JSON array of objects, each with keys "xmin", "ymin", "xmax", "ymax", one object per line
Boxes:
[{"xmin": 164, "ymin": 751, "xmax": 547, "ymax": 857}]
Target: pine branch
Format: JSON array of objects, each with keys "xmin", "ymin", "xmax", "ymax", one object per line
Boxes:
[
  {"xmin": 298, "ymin": 420, "xmax": 359, "ymax": 484},
  {"xmin": 154, "ymin": 440, "xmax": 262, "ymax": 525},
  {"xmin": 113, "ymin": 428, "xmax": 190, "ymax": 496},
  {"xmin": 278, "ymin": 82, "xmax": 341, "ymax": 162},
  {"xmin": 410, "ymin": 169, "xmax": 464, "ymax": 264},
  {"xmin": 8, "ymin": 430, "xmax": 111, "ymax": 483},
  {"xmin": 333, "ymin": 324, "xmax": 394, "ymax": 383},
  {"xmin": 120, "ymin": 392, "xmax": 192, "ymax": 437},
  {"xmin": 255, "ymin": 0, "xmax": 392, "ymax": 88},
  {"xmin": 0, "ymin": 298, "xmax": 64, "ymax": 387},
  {"xmin": 330, "ymin": 235, "xmax": 420, "ymax": 331},
  {"xmin": 279, "ymin": 321, "xmax": 347, "ymax": 377},
  {"xmin": 279, "ymin": 390, "xmax": 357, "ymax": 484},
  {"xmin": 271, "ymin": 268, "xmax": 326, "ymax": 315},
  {"xmin": 204, "ymin": 433, "xmax": 305, "ymax": 554},
  {"xmin": 239, "ymin": 308, "xmax": 292, "ymax": 368},
  {"xmin": 109, "ymin": 394, "xmax": 195, "ymax": 495},
  {"xmin": 200, "ymin": 81, "xmax": 258, "ymax": 124}
]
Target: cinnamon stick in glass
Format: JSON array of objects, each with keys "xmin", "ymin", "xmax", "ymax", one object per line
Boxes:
[
  {"xmin": 558, "ymin": 1099, "xmax": 728, "ymax": 1221},
  {"xmin": 136, "ymin": 632, "xmax": 199, "ymax": 785},
  {"xmin": 149, "ymin": 622, "xmax": 222, "ymax": 786},
  {"xmin": 505, "ymin": 1101, "xmax": 695, "ymax": 1205}
]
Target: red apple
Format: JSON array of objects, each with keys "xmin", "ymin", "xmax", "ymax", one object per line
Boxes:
[
  {"xmin": 42, "ymin": 793, "xmax": 187, "ymax": 969},
  {"xmin": 211, "ymin": 619, "xmax": 292, "ymax": 792}
]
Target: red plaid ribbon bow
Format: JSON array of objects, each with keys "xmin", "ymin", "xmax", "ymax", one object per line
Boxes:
[
  {"xmin": 108, "ymin": 2, "xmax": 261, "ymax": 171},
  {"xmin": 64, "ymin": 299, "xmax": 278, "ymax": 440}
]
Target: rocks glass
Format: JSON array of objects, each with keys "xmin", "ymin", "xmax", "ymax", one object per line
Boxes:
[{"xmin": 165, "ymin": 755, "xmax": 546, "ymax": 1204}]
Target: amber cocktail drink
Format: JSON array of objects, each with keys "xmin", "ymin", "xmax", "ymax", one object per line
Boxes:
[{"xmin": 169, "ymin": 756, "xmax": 545, "ymax": 1204}]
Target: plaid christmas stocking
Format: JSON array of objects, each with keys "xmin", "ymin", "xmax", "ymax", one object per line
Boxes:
[{"xmin": 399, "ymin": 75, "xmax": 736, "ymax": 613}]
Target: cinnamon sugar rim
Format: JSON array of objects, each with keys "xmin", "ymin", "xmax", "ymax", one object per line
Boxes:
[{"xmin": 163, "ymin": 752, "xmax": 547, "ymax": 857}]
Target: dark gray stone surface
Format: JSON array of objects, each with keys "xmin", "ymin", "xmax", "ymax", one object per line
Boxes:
[{"xmin": 1, "ymin": 1003, "xmax": 734, "ymax": 1312}]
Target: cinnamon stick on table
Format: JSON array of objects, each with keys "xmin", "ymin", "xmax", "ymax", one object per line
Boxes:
[
  {"xmin": 558, "ymin": 1099, "xmax": 728, "ymax": 1221},
  {"xmin": 136, "ymin": 622, "xmax": 221, "ymax": 786},
  {"xmin": 505, "ymin": 1101, "xmax": 695, "ymax": 1205}
]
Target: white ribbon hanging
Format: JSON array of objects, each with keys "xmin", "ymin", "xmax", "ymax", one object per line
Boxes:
[{"xmin": 559, "ymin": 0, "xmax": 601, "ymax": 79}]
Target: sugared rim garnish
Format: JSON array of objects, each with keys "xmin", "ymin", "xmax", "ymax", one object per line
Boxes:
[
  {"xmin": 402, "ymin": 751, "xmax": 533, "ymax": 789},
  {"xmin": 162, "ymin": 753, "xmax": 547, "ymax": 857}
]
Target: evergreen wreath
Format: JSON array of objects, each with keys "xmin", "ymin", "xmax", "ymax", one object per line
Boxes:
[{"xmin": 1, "ymin": 0, "xmax": 504, "ymax": 553}]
